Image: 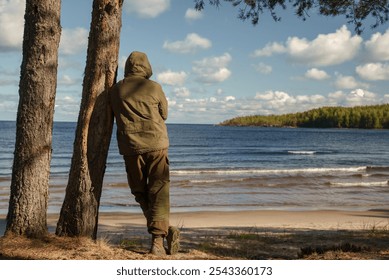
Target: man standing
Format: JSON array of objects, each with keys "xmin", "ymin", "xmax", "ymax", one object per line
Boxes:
[{"xmin": 110, "ymin": 51, "xmax": 179, "ymax": 256}]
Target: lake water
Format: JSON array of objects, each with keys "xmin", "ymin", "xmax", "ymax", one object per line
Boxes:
[{"xmin": 1, "ymin": 121, "xmax": 389, "ymax": 214}]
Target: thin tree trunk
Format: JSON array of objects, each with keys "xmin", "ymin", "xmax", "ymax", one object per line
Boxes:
[
  {"xmin": 6, "ymin": 0, "xmax": 61, "ymax": 237},
  {"xmin": 56, "ymin": 0, "xmax": 123, "ymax": 239}
]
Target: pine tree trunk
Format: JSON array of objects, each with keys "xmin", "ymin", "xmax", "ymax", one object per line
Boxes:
[
  {"xmin": 56, "ymin": 0, "xmax": 123, "ymax": 239},
  {"xmin": 6, "ymin": 0, "xmax": 61, "ymax": 237}
]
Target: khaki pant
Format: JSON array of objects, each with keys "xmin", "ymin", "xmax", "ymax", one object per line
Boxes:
[{"xmin": 123, "ymin": 149, "xmax": 170, "ymax": 236}]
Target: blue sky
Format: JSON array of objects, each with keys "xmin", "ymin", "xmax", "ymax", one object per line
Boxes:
[{"xmin": 1, "ymin": 0, "xmax": 389, "ymax": 124}]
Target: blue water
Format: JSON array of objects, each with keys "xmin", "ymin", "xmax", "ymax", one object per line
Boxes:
[{"xmin": 1, "ymin": 121, "xmax": 389, "ymax": 214}]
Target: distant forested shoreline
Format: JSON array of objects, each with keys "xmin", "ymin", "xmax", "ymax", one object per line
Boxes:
[{"xmin": 220, "ymin": 104, "xmax": 389, "ymax": 129}]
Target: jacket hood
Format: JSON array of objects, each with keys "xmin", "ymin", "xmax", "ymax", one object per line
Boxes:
[{"xmin": 124, "ymin": 51, "xmax": 153, "ymax": 79}]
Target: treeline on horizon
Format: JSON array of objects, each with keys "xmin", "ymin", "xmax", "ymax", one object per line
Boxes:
[{"xmin": 220, "ymin": 104, "xmax": 389, "ymax": 129}]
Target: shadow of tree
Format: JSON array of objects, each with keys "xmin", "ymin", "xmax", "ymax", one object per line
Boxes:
[
  {"xmin": 2, "ymin": 220, "xmax": 389, "ymax": 260},
  {"xmin": 175, "ymin": 226, "xmax": 389, "ymax": 260}
]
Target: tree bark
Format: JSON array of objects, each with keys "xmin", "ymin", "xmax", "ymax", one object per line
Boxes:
[
  {"xmin": 6, "ymin": 0, "xmax": 61, "ymax": 237},
  {"xmin": 56, "ymin": 0, "xmax": 123, "ymax": 239}
]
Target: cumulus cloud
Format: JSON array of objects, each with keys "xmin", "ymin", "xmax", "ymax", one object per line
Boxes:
[
  {"xmin": 167, "ymin": 95, "xmax": 245, "ymax": 123},
  {"xmin": 185, "ymin": 8, "xmax": 203, "ymax": 21},
  {"xmin": 157, "ymin": 70, "xmax": 187, "ymax": 86},
  {"xmin": 124, "ymin": 0, "xmax": 170, "ymax": 18},
  {"xmin": 334, "ymin": 75, "xmax": 369, "ymax": 90},
  {"xmin": 166, "ymin": 87, "xmax": 388, "ymax": 123},
  {"xmin": 253, "ymin": 63, "xmax": 272, "ymax": 74},
  {"xmin": 163, "ymin": 33, "xmax": 212, "ymax": 54},
  {"xmin": 252, "ymin": 25, "xmax": 362, "ymax": 66},
  {"xmin": 347, "ymin": 89, "xmax": 377, "ymax": 106},
  {"xmin": 252, "ymin": 88, "xmax": 382, "ymax": 115},
  {"xmin": 327, "ymin": 90, "xmax": 345, "ymax": 104},
  {"xmin": 287, "ymin": 26, "xmax": 362, "ymax": 66},
  {"xmin": 172, "ymin": 87, "xmax": 190, "ymax": 98},
  {"xmin": 0, "ymin": 0, "xmax": 24, "ymax": 52},
  {"xmin": 365, "ymin": 29, "xmax": 389, "ymax": 61},
  {"xmin": 326, "ymin": 89, "xmax": 378, "ymax": 107},
  {"xmin": 356, "ymin": 63, "xmax": 389, "ymax": 81},
  {"xmin": 193, "ymin": 53, "xmax": 232, "ymax": 84},
  {"xmin": 252, "ymin": 42, "xmax": 286, "ymax": 57},
  {"xmin": 305, "ymin": 68, "xmax": 330, "ymax": 80},
  {"xmin": 252, "ymin": 90, "xmax": 328, "ymax": 114},
  {"xmin": 225, "ymin": 96, "xmax": 235, "ymax": 102},
  {"xmin": 255, "ymin": 91, "xmax": 297, "ymax": 110},
  {"xmin": 59, "ymin": 28, "xmax": 88, "ymax": 55}
]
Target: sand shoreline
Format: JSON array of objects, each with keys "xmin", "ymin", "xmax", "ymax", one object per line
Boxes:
[
  {"xmin": 1, "ymin": 209, "xmax": 389, "ymax": 260},
  {"xmin": 1, "ymin": 209, "xmax": 389, "ymax": 237}
]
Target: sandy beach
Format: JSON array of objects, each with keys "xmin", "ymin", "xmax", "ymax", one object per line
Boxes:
[
  {"xmin": 2, "ymin": 209, "xmax": 389, "ymax": 237},
  {"xmin": 1, "ymin": 209, "xmax": 389, "ymax": 260},
  {"xmin": 97, "ymin": 209, "xmax": 389, "ymax": 232}
]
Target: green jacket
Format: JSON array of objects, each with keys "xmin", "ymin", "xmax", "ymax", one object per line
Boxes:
[{"xmin": 110, "ymin": 51, "xmax": 169, "ymax": 155}]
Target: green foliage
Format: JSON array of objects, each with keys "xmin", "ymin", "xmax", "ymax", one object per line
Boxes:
[
  {"xmin": 219, "ymin": 104, "xmax": 389, "ymax": 129},
  {"xmin": 195, "ymin": 0, "xmax": 389, "ymax": 34}
]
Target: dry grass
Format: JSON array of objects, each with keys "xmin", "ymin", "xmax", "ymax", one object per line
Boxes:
[{"xmin": 1, "ymin": 225, "xmax": 389, "ymax": 260}]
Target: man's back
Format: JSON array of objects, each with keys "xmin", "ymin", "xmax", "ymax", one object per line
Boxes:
[{"xmin": 110, "ymin": 51, "xmax": 169, "ymax": 155}]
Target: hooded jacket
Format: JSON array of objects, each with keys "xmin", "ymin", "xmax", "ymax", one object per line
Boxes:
[{"xmin": 110, "ymin": 51, "xmax": 169, "ymax": 155}]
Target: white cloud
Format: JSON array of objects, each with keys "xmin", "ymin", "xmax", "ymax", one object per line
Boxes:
[
  {"xmin": 173, "ymin": 87, "xmax": 190, "ymax": 98},
  {"xmin": 287, "ymin": 26, "xmax": 362, "ymax": 66},
  {"xmin": 254, "ymin": 91, "xmax": 297, "ymax": 110},
  {"xmin": 305, "ymin": 68, "xmax": 330, "ymax": 80},
  {"xmin": 225, "ymin": 96, "xmax": 235, "ymax": 102},
  {"xmin": 157, "ymin": 70, "xmax": 187, "ymax": 86},
  {"xmin": 252, "ymin": 26, "xmax": 362, "ymax": 66},
  {"xmin": 163, "ymin": 33, "xmax": 212, "ymax": 54},
  {"xmin": 0, "ymin": 0, "xmax": 24, "ymax": 52},
  {"xmin": 347, "ymin": 89, "xmax": 377, "ymax": 106},
  {"xmin": 328, "ymin": 90, "xmax": 345, "ymax": 104},
  {"xmin": 124, "ymin": 0, "xmax": 170, "ymax": 18},
  {"xmin": 351, "ymin": 88, "xmax": 366, "ymax": 97},
  {"xmin": 252, "ymin": 42, "xmax": 286, "ymax": 57},
  {"xmin": 193, "ymin": 53, "xmax": 232, "ymax": 84},
  {"xmin": 253, "ymin": 90, "xmax": 329, "ymax": 114},
  {"xmin": 356, "ymin": 63, "xmax": 389, "ymax": 81},
  {"xmin": 365, "ymin": 29, "xmax": 389, "ymax": 61},
  {"xmin": 167, "ymin": 95, "xmax": 248, "ymax": 123},
  {"xmin": 253, "ymin": 63, "xmax": 272, "ymax": 74},
  {"xmin": 334, "ymin": 75, "xmax": 369, "ymax": 90},
  {"xmin": 251, "ymin": 88, "xmax": 383, "ymax": 116},
  {"xmin": 326, "ymin": 89, "xmax": 378, "ymax": 107},
  {"xmin": 59, "ymin": 28, "xmax": 88, "ymax": 55},
  {"xmin": 166, "ymin": 88, "xmax": 388, "ymax": 123},
  {"xmin": 185, "ymin": 8, "xmax": 203, "ymax": 21}
]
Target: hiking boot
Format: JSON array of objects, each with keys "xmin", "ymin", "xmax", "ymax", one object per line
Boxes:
[
  {"xmin": 166, "ymin": 226, "xmax": 180, "ymax": 255},
  {"xmin": 149, "ymin": 235, "xmax": 166, "ymax": 256}
]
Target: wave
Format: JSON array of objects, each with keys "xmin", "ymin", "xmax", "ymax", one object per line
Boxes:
[
  {"xmin": 189, "ymin": 178, "xmax": 247, "ymax": 184},
  {"xmin": 330, "ymin": 181, "xmax": 389, "ymax": 187},
  {"xmin": 288, "ymin": 150, "xmax": 316, "ymax": 155},
  {"xmin": 171, "ymin": 166, "xmax": 368, "ymax": 176},
  {"xmin": 367, "ymin": 166, "xmax": 389, "ymax": 172}
]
